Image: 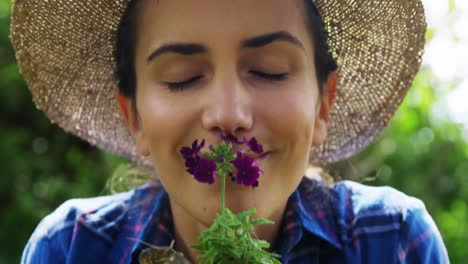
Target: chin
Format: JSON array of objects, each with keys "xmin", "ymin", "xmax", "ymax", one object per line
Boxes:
[{"xmin": 223, "ymin": 188, "xmax": 260, "ymax": 213}]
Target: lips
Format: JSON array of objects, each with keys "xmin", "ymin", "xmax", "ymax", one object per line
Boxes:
[{"xmin": 248, "ymin": 151, "xmax": 271, "ymax": 162}]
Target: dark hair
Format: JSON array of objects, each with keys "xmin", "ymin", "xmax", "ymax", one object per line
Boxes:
[
  {"xmin": 115, "ymin": 0, "xmax": 337, "ymax": 98},
  {"xmin": 115, "ymin": 0, "xmax": 139, "ymax": 98},
  {"xmin": 302, "ymin": 0, "xmax": 338, "ymax": 85}
]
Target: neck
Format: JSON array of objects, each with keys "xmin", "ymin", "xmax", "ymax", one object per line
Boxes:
[{"xmin": 169, "ymin": 197, "xmax": 286, "ymax": 264}]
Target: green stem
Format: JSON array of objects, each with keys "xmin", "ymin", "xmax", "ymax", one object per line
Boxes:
[{"xmin": 221, "ymin": 172, "xmax": 226, "ymax": 214}]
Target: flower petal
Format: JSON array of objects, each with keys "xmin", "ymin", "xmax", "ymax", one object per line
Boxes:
[
  {"xmin": 193, "ymin": 157, "xmax": 217, "ymax": 184},
  {"xmin": 243, "ymin": 136, "xmax": 264, "ymax": 154},
  {"xmin": 220, "ymin": 133, "xmax": 241, "ymax": 144},
  {"xmin": 191, "ymin": 139, "xmax": 199, "ymax": 149},
  {"xmin": 232, "ymin": 152, "xmax": 260, "ymax": 187},
  {"xmin": 180, "ymin": 147, "xmax": 194, "ymax": 159},
  {"xmin": 195, "ymin": 139, "xmax": 205, "ymax": 153}
]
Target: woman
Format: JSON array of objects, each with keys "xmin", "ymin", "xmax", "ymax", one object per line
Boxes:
[{"xmin": 11, "ymin": 0, "xmax": 448, "ymax": 263}]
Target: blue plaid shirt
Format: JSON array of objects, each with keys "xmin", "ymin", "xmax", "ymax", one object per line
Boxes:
[{"xmin": 22, "ymin": 178, "xmax": 449, "ymax": 263}]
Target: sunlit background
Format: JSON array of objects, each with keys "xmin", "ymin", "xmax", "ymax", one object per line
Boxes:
[
  {"xmin": 0, "ymin": 0, "xmax": 467, "ymax": 263},
  {"xmin": 424, "ymin": 0, "xmax": 468, "ymax": 135}
]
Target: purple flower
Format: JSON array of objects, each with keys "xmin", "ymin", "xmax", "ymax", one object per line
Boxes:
[
  {"xmin": 180, "ymin": 139, "xmax": 206, "ymax": 174},
  {"xmin": 180, "ymin": 137, "xmax": 265, "ymax": 188},
  {"xmin": 184, "ymin": 156, "xmax": 198, "ymax": 174},
  {"xmin": 193, "ymin": 157, "xmax": 217, "ymax": 184},
  {"xmin": 220, "ymin": 133, "xmax": 241, "ymax": 144},
  {"xmin": 232, "ymin": 151, "xmax": 261, "ymax": 187},
  {"xmin": 181, "ymin": 139, "xmax": 204, "ymax": 157},
  {"xmin": 243, "ymin": 137, "xmax": 264, "ymax": 154}
]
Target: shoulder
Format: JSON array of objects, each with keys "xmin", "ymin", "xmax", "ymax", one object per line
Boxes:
[
  {"xmin": 28, "ymin": 191, "xmax": 132, "ymax": 241},
  {"xmin": 21, "ymin": 182, "xmax": 164, "ymax": 264},
  {"xmin": 331, "ymin": 180, "xmax": 425, "ymax": 217},
  {"xmin": 330, "ymin": 180, "xmax": 449, "ymax": 263}
]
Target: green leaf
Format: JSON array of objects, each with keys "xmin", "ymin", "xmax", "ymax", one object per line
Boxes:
[
  {"xmin": 251, "ymin": 218, "xmax": 274, "ymax": 226},
  {"xmin": 191, "ymin": 207, "xmax": 281, "ymax": 264}
]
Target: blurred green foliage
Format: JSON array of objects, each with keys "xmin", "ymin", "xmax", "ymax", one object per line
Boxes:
[
  {"xmin": 1, "ymin": 0, "xmax": 467, "ymax": 263},
  {"xmin": 0, "ymin": 1, "xmax": 126, "ymax": 263},
  {"xmin": 334, "ymin": 68, "xmax": 468, "ymax": 263}
]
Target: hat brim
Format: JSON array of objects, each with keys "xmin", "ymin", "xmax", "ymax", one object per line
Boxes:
[{"xmin": 10, "ymin": 0, "xmax": 426, "ymax": 166}]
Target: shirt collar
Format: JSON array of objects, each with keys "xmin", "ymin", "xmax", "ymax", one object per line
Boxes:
[
  {"xmin": 275, "ymin": 177, "xmax": 342, "ymax": 256},
  {"xmin": 120, "ymin": 178, "xmax": 343, "ymax": 263},
  {"xmin": 130, "ymin": 185, "xmax": 174, "ymax": 263},
  {"xmin": 106, "ymin": 181, "xmax": 175, "ymax": 264}
]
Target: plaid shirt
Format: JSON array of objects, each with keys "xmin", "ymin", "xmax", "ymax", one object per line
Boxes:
[{"xmin": 22, "ymin": 177, "xmax": 449, "ymax": 264}]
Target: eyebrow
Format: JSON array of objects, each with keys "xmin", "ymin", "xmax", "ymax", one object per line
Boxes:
[
  {"xmin": 147, "ymin": 31, "xmax": 304, "ymax": 63},
  {"xmin": 241, "ymin": 31, "xmax": 304, "ymax": 50},
  {"xmin": 147, "ymin": 44, "xmax": 207, "ymax": 63}
]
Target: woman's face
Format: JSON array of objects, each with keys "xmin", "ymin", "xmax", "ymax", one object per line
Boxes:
[{"xmin": 127, "ymin": 0, "xmax": 333, "ymax": 224}]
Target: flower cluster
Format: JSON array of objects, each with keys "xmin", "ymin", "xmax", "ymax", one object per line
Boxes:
[
  {"xmin": 178, "ymin": 135, "xmax": 280, "ymax": 264},
  {"xmin": 180, "ymin": 135, "xmax": 264, "ymax": 188},
  {"xmin": 180, "ymin": 139, "xmax": 217, "ymax": 184}
]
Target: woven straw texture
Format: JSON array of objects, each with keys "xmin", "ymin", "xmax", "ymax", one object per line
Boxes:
[{"xmin": 10, "ymin": 0, "xmax": 426, "ymax": 166}]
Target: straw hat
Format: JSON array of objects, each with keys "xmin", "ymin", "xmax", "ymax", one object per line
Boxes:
[{"xmin": 10, "ymin": 0, "xmax": 426, "ymax": 166}]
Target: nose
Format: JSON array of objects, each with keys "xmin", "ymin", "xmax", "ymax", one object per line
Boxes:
[{"xmin": 201, "ymin": 77, "xmax": 253, "ymax": 136}]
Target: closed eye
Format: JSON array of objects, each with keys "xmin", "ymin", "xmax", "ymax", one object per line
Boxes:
[
  {"xmin": 165, "ymin": 75, "xmax": 203, "ymax": 91},
  {"xmin": 165, "ymin": 70, "xmax": 287, "ymax": 91},
  {"xmin": 250, "ymin": 70, "xmax": 288, "ymax": 81}
]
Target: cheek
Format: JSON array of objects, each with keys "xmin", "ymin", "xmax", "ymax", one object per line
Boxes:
[
  {"xmin": 136, "ymin": 88, "xmax": 197, "ymax": 161},
  {"xmin": 258, "ymin": 83, "xmax": 317, "ymax": 146}
]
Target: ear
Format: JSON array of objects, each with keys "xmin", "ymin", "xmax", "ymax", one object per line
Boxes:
[
  {"xmin": 116, "ymin": 90, "xmax": 151, "ymax": 156},
  {"xmin": 312, "ymin": 72, "xmax": 337, "ymax": 145}
]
